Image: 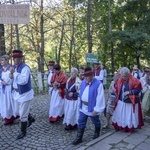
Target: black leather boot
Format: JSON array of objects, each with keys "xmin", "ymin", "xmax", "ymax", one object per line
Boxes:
[
  {"xmin": 16, "ymin": 122, "xmax": 27, "ymax": 139},
  {"xmin": 27, "ymin": 114, "xmax": 35, "ymax": 127},
  {"xmin": 72, "ymin": 128, "xmax": 85, "ymax": 145},
  {"xmin": 93, "ymin": 126, "xmax": 101, "ymax": 139}
]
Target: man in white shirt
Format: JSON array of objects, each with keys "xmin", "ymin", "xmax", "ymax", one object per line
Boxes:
[
  {"xmin": 10, "ymin": 50, "xmax": 35, "ymax": 139},
  {"xmin": 72, "ymin": 66, "xmax": 105, "ymax": 145},
  {"xmin": 132, "ymin": 65, "xmax": 142, "ymax": 79}
]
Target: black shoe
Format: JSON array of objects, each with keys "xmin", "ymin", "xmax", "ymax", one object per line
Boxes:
[
  {"xmin": 93, "ymin": 133, "xmax": 99, "ymax": 139},
  {"xmin": 72, "ymin": 128, "xmax": 84, "ymax": 145},
  {"xmin": 65, "ymin": 125, "xmax": 72, "ymax": 130},
  {"xmin": 115, "ymin": 128, "xmax": 119, "ymax": 131},
  {"xmin": 16, "ymin": 132, "xmax": 26, "ymax": 139},
  {"xmin": 50, "ymin": 121, "xmax": 54, "ymax": 123},
  {"xmin": 72, "ymin": 124, "xmax": 77, "ymax": 130},
  {"xmin": 72, "ymin": 138, "xmax": 82, "ymax": 145},
  {"xmin": 4, "ymin": 121, "xmax": 14, "ymax": 125},
  {"xmin": 27, "ymin": 116, "xmax": 35, "ymax": 127},
  {"xmin": 93, "ymin": 126, "xmax": 101, "ymax": 139}
]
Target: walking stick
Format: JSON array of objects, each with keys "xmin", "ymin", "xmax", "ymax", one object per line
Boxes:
[{"xmin": 10, "ymin": 24, "xmax": 13, "ymax": 65}]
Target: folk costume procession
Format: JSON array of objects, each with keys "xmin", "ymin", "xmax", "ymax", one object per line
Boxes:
[{"xmin": 0, "ymin": 51, "xmax": 149, "ymax": 145}]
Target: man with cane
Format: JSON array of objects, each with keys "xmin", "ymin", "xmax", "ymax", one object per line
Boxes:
[{"xmin": 9, "ymin": 50, "xmax": 35, "ymax": 139}]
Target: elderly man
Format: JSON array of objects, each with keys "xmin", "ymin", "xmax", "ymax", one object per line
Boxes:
[
  {"xmin": 63, "ymin": 68, "xmax": 81, "ymax": 130},
  {"xmin": 72, "ymin": 66, "xmax": 105, "ymax": 145},
  {"xmin": 112, "ymin": 67, "xmax": 144, "ymax": 132},
  {"xmin": 9, "ymin": 50, "xmax": 35, "ymax": 139}
]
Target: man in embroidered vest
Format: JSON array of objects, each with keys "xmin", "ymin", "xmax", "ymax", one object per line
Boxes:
[
  {"xmin": 72, "ymin": 66, "xmax": 105, "ymax": 145},
  {"xmin": 47, "ymin": 61, "xmax": 55, "ymax": 95},
  {"xmin": 9, "ymin": 50, "xmax": 35, "ymax": 139}
]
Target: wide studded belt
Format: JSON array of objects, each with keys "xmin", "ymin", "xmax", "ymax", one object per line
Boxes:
[
  {"xmin": 13, "ymin": 88, "xmax": 19, "ymax": 92},
  {"xmin": 82, "ymin": 101, "xmax": 88, "ymax": 106}
]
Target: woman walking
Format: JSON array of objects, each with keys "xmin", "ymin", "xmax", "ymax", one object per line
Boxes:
[{"xmin": 0, "ymin": 55, "xmax": 16, "ymax": 125}]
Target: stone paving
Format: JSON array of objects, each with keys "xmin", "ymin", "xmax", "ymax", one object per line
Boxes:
[
  {"xmin": 0, "ymin": 94, "xmax": 110, "ymax": 150},
  {"xmin": 77, "ymin": 116, "xmax": 150, "ymax": 150}
]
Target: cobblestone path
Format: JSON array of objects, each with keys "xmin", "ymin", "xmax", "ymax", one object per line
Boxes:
[{"xmin": 0, "ymin": 94, "xmax": 110, "ymax": 150}]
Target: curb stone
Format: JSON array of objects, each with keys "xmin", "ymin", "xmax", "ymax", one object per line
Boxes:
[{"xmin": 77, "ymin": 130, "xmax": 115, "ymax": 150}]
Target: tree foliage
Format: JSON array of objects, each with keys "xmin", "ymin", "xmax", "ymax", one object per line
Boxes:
[{"xmin": 0, "ymin": 0, "xmax": 150, "ymax": 73}]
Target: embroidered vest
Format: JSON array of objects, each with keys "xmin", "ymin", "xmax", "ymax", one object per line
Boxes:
[
  {"xmin": 14, "ymin": 62, "xmax": 32, "ymax": 94},
  {"xmin": 80, "ymin": 78, "xmax": 101, "ymax": 112},
  {"xmin": 0, "ymin": 67, "xmax": 2, "ymax": 78},
  {"xmin": 65, "ymin": 78, "xmax": 78, "ymax": 100}
]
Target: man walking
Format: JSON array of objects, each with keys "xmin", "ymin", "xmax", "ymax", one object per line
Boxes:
[
  {"xmin": 72, "ymin": 66, "xmax": 105, "ymax": 145},
  {"xmin": 10, "ymin": 50, "xmax": 35, "ymax": 139}
]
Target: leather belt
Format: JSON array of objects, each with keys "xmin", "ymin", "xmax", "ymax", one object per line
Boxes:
[
  {"xmin": 82, "ymin": 101, "xmax": 88, "ymax": 106},
  {"xmin": 13, "ymin": 88, "xmax": 19, "ymax": 92}
]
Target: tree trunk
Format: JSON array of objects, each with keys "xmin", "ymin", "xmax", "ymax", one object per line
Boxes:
[
  {"xmin": 69, "ymin": 0, "xmax": 76, "ymax": 71},
  {"xmin": 15, "ymin": 24, "xmax": 20, "ymax": 50},
  {"xmin": 0, "ymin": 24, "xmax": 6, "ymax": 56},
  {"xmin": 136, "ymin": 55, "xmax": 140, "ymax": 69},
  {"xmin": 108, "ymin": 0, "xmax": 114, "ymax": 73},
  {"xmin": 58, "ymin": 19, "xmax": 65, "ymax": 64},
  {"xmin": 40, "ymin": 0, "xmax": 45, "ymax": 73},
  {"xmin": 87, "ymin": 0, "xmax": 92, "ymax": 53}
]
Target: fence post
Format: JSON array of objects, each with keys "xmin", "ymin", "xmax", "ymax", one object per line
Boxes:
[{"xmin": 37, "ymin": 72, "xmax": 43, "ymax": 92}]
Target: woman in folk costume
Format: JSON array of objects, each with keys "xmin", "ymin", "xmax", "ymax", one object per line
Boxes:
[
  {"xmin": 0, "ymin": 55, "xmax": 16, "ymax": 125},
  {"xmin": 103, "ymin": 73, "xmax": 121, "ymax": 129},
  {"xmin": 112, "ymin": 67, "xmax": 144, "ymax": 132},
  {"xmin": 49, "ymin": 64, "xmax": 68, "ymax": 122},
  {"xmin": 63, "ymin": 68, "xmax": 82, "ymax": 130},
  {"xmin": 140, "ymin": 67, "xmax": 150, "ymax": 117}
]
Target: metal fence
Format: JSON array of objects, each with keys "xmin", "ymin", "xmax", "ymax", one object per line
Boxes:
[{"xmin": 31, "ymin": 72, "xmax": 49, "ymax": 94}]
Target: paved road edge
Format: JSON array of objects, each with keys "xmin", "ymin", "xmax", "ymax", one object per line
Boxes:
[{"xmin": 77, "ymin": 130, "xmax": 115, "ymax": 150}]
